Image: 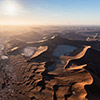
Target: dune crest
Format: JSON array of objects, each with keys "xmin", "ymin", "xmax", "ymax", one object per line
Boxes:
[{"xmin": 0, "ymin": 33, "xmax": 100, "ymax": 100}]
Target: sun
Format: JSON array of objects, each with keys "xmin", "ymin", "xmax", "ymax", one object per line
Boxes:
[
  {"xmin": 3, "ymin": 1, "xmax": 19, "ymax": 16},
  {"xmin": 5, "ymin": 4, "xmax": 17, "ymax": 15}
]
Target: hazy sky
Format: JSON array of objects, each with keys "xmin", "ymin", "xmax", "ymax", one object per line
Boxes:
[{"xmin": 0, "ymin": 0, "xmax": 100, "ymax": 25}]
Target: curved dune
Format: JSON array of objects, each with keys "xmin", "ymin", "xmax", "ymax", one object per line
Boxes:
[
  {"xmin": 60, "ymin": 46, "xmax": 91, "ymax": 69},
  {"xmin": 30, "ymin": 46, "xmax": 48, "ymax": 59},
  {"xmin": 61, "ymin": 47, "xmax": 100, "ymax": 100}
]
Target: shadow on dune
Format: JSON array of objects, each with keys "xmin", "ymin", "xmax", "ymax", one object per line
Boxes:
[
  {"xmin": 85, "ymin": 63, "xmax": 100, "ymax": 100},
  {"xmin": 65, "ymin": 48, "xmax": 100, "ymax": 100}
]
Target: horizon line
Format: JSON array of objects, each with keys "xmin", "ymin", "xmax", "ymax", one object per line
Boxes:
[{"xmin": 0, "ymin": 24, "xmax": 100, "ymax": 27}]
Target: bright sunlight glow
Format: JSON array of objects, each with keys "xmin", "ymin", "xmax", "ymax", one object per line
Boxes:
[
  {"xmin": 2, "ymin": 0, "xmax": 19, "ymax": 16},
  {"xmin": 5, "ymin": 5, "xmax": 17, "ymax": 15}
]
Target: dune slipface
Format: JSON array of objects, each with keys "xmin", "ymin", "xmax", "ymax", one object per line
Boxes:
[{"xmin": 0, "ymin": 35, "xmax": 100, "ymax": 100}]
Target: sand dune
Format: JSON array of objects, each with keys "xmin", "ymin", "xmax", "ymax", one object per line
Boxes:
[
  {"xmin": 0, "ymin": 34, "xmax": 100, "ymax": 100},
  {"xmin": 60, "ymin": 46, "xmax": 91, "ymax": 69}
]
